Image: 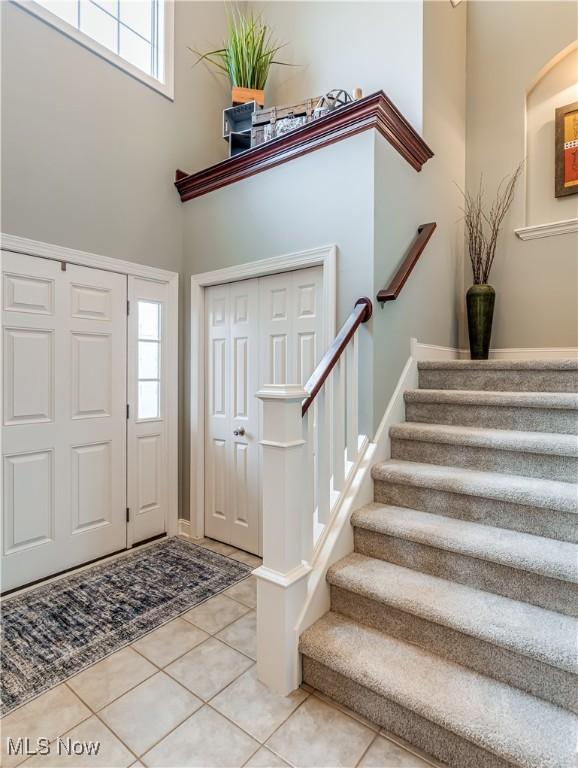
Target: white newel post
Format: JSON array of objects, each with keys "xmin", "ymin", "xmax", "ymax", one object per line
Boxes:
[{"xmin": 254, "ymin": 385, "xmax": 311, "ymax": 695}]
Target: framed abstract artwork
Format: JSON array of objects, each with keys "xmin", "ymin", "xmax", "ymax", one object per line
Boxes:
[{"xmin": 555, "ymin": 101, "xmax": 578, "ymax": 198}]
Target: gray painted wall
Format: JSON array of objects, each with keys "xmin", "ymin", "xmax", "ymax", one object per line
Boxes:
[
  {"xmin": 465, "ymin": 1, "xmax": 578, "ymax": 349},
  {"xmin": 1, "ymin": 0, "xmax": 232, "ymax": 518},
  {"xmin": 250, "ymin": 1, "xmax": 424, "ymax": 132},
  {"xmin": 181, "ymin": 1, "xmax": 467, "ymax": 522},
  {"xmin": 372, "ymin": 0, "xmax": 466, "ymax": 425},
  {"xmin": 181, "ymin": 132, "xmax": 376, "ymax": 519},
  {"xmin": 1, "ymin": 0, "xmax": 231, "ymax": 271}
]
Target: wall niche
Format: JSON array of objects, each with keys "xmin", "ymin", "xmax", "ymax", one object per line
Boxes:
[{"xmin": 525, "ymin": 42, "xmax": 578, "ymax": 226}]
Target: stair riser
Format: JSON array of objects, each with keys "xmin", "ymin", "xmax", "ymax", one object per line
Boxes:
[
  {"xmin": 391, "ymin": 438, "xmax": 578, "ymax": 483},
  {"xmin": 418, "ymin": 369, "xmax": 578, "ymax": 393},
  {"xmin": 405, "ymin": 402, "xmax": 578, "ymax": 435},
  {"xmin": 331, "ymin": 586, "xmax": 578, "ymax": 714},
  {"xmin": 354, "ymin": 528, "xmax": 578, "ymax": 617},
  {"xmin": 302, "ymin": 657, "xmax": 513, "ymax": 768},
  {"xmin": 373, "ymin": 480, "xmax": 578, "ymax": 543}
]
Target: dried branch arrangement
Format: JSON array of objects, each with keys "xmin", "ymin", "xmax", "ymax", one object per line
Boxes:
[{"xmin": 460, "ymin": 163, "xmax": 523, "ymax": 284}]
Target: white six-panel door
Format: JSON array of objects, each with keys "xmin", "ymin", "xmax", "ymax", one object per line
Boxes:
[
  {"xmin": 259, "ymin": 268, "xmax": 323, "ymax": 389},
  {"xmin": 204, "ymin": 278, "xmax": 260, "ymax": 553},
  {"xmin": 2, "ymin": 252, "xmax": 127, "ymax": 591},
  {"xmin": 204, "ymin": 267, "xmax": 323, "ymax": 554}
]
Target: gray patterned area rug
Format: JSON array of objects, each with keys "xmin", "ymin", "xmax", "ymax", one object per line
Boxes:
[{"xmin": 1, "ymin": 537, "xmax": 251, "ymax": 716}]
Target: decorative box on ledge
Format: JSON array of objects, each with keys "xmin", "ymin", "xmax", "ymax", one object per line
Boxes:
[
  {"xmin": 223, "ymin": 101, "xmax": 261, "ymax": 158},
  {"xmin": 251, "ymin": 96, "xmax": 321, "ymax": 148}
]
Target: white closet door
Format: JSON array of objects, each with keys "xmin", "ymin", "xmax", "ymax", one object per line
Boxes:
[
  {"xmin": 127, "ymin": 278, "xmax": 169, "ymax": 544},
  {"xmin": 204, "ymin": 279, "xmax": 260, "ymax": 553},
  {"xmin": 204, "ymin": 267, "xmax": 323, "ymax": 555},
  {"xmin": 229, "ymin": 279, "xmax": 260, "ymax": 552},
  {"xmin": 259, "ymin": 266, "xmax": 323, "ymax": 387},
  {"xmin": 2, "ymin": 252, "xmax": 127, "ymax": 591}
]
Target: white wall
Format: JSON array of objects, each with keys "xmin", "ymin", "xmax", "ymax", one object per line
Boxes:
[
  {"xmin": 251, "ymin": 1, "xmax": 424, "ymax": 132},
  {"xmin": 465, "ymin": 1, "xmax": 578, "ymax": 350}
]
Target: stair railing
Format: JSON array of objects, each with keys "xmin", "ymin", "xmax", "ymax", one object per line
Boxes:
[
  {"xmin": 255, "ymin": 222, "xmax": 436, "ymax": 696},
  {"xmin": 255, "ymin": 297, "xmax": 372, "ymax": 695}
]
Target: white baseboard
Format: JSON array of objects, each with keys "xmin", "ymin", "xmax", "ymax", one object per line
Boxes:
[
  {"xmin": 458, "ymin": 347, "xmax": 578, "ymax": 360},
  {"xmin": 412, "ymin": 340, "xmax": 578, "ymax": 362},
  {"xmin": 178, "ymin": 519, "xmax": 191, "ymax": 538},
  {"xmin": 411, "ymin": 338, "xmax": 459, "ymax": 362}
]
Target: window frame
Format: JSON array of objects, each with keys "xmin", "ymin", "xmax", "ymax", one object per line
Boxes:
[{"xmin": 14, "ymin": 0, "xmax": 174, "ymax": 100}]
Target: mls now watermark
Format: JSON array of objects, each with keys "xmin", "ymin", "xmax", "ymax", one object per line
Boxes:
[{"xmin": 7, "ymin": 737, "xmax": 101, "ymax": 758}]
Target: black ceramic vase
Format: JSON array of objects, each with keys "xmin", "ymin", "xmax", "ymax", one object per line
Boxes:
[{"xmin": 466, "ymin": 284, "xmax": 495, "ymax": 360}]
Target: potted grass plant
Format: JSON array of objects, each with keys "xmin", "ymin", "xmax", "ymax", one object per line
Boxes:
[
  {"xmin": 460, "ymin": 163, "xmax": 523, "ymax": 359},
  {"xmin": 191, "ymin": 10, "xmax": 289, "ymax": 106}
]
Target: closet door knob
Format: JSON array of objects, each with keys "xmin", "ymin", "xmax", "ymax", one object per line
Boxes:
[{"xmin": 233, "ymin": 427, "xmax": 245, "ymax": 437}]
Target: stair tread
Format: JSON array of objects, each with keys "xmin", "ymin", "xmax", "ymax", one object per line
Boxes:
[
  {"xmin": 418, "ymin": 359, "xmax": 578, "ymax": 371},
  {"xmin": 390, "ymin": 422, "xmax": 578, "ymax": 457},
  {"xmin": 371, "ymin": 459, "xmax": 578, "ymax": 513},
  {"xmin": 405, "ymin": 389, "xmax": 578, "ymax": 410},
  {"xmin": 328, "ymin": 553, "xmax": 578, "ymax": 673},
  {"xmin": 300, "ymin": 612, "xmax": 577, "ymax": 768},
  {"xmin": 351, "ymin": 504, "xmax": 578, "ymax": 583}
]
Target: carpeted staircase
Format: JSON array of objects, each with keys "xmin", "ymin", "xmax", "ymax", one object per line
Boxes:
[{"xmin": 300, "ymin": 360, "xmax": 578, "ymax": 768}]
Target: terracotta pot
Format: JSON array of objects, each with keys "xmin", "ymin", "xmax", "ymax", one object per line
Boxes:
[{"xmin": 232, "ymin": 86, "xmax": 264, "ymax": 107}]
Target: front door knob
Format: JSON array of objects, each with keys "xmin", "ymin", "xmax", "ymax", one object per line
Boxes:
[{"xmin": 233, "ymin": 427, "xmax": 245, "ymax": 437}]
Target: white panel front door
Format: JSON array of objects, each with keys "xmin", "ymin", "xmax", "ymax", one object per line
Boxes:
[
  {"xmin": 2, "ymin": 252, "xmax": 127, "ymax": 591},
  {"xmin": 127, "ymin": 278, "xmax": 169, "ymax": 544},
  {"xmin": 204, "ymin": 267, "xmax": 323, "ymax": 555}
]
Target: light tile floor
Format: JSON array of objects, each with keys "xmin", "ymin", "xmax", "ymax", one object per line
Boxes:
[{"xmin": 1, "ymin": 538, "xmax": 441, "ymax": 768}]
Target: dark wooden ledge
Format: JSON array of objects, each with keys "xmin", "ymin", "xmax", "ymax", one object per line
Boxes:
[{"xmin": 175, "ymin": 91, "xmax": 433, "ymax": 202}]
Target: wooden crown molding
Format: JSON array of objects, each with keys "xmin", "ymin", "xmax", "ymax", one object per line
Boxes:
[{"xmin": 175, "ymin": 91, "xmax": 433, "ymax": 203}]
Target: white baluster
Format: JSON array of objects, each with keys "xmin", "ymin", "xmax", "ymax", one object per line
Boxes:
[
  {"xmin": 333, "ymin": 357, "xmax": 345, "ymax": 491},
  {"xmin": 254, "ymin": 385, "xmax": 311, "ymax": 695},
  {"xmin": 302, "ymin": 409, "xmax": 315, "ymax": 562},
  {"xmin": 316, "ymin": 386, "xmax": 330, "ymax": 524},
  {"xmin": 346, "ymin": 334, "xmax": 359, "ymax": 461}
]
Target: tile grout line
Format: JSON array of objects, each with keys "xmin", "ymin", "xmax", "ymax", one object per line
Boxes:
[
  {"xmin": 353, "ymin": 731, "xmax": 379, "ymax": 768},
  {"xmin": 123, "ymin": 644, "xmax": 308, "ymax": 764},
  {"xmin": 377, "ymin": 730, "xmax": 445, "ymax": 768},
  {"xmin": 96, "ymin": 633, "xmax": 260, "ymax": 760},
  {"xmin": 13, "ymin": 693, "xmax": 141, "ymax": 768}
]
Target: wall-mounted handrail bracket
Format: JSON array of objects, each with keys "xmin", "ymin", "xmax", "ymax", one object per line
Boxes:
[{"xmin": 377, "ymin": 222, "xmax": 437, "ymax": 305}]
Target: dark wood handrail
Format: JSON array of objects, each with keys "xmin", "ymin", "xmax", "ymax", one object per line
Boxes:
[
  {"xmin": 376, "ymin": 222, "xmax": 436, "ymax": 305},
  {"xmin": 302, "ymin": 297, "xmax": 372, "ymax": 416}
]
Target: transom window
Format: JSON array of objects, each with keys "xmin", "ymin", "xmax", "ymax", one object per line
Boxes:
[{"xmin": 19, "ymin": 1, "xmax": 173, "ymax": 97}]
